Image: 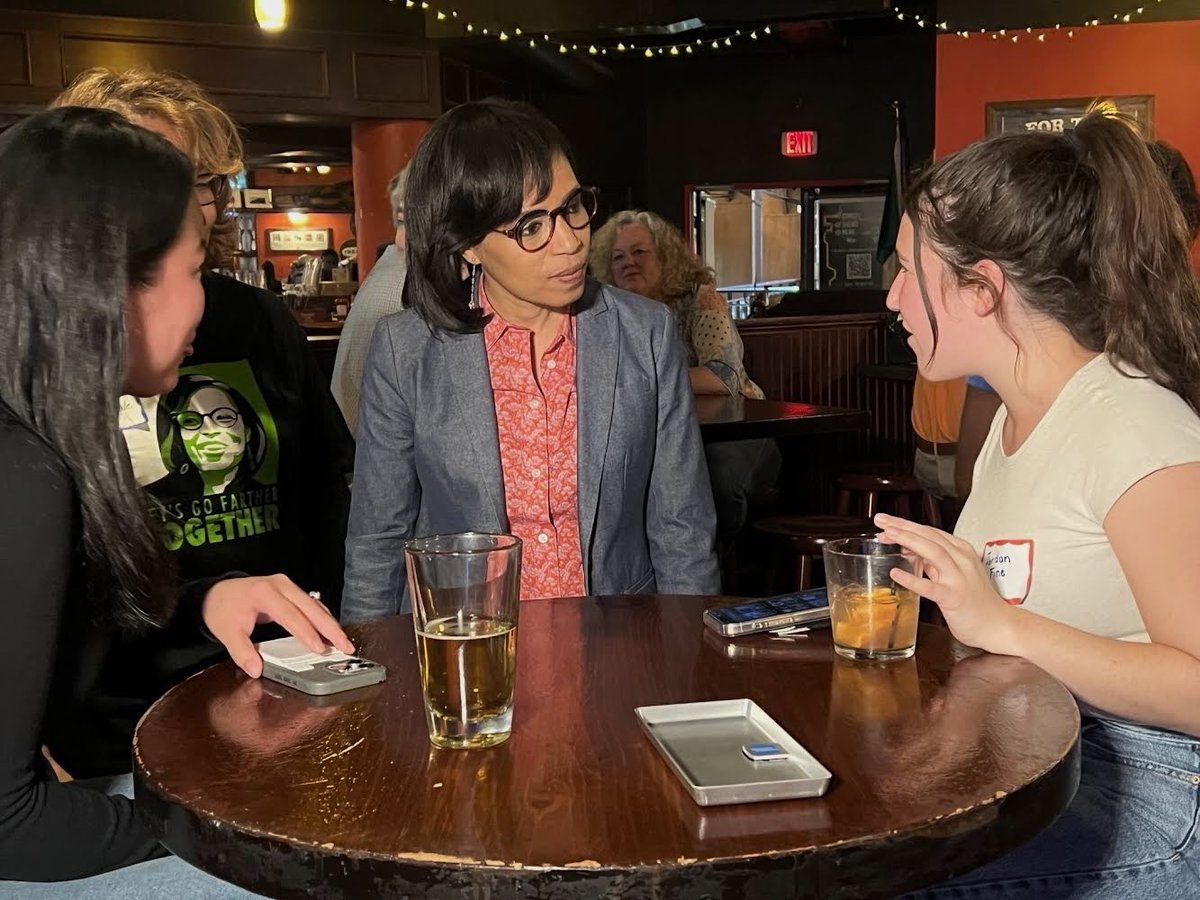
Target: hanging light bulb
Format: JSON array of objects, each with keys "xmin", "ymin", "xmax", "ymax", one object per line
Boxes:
[{"xmin": 254, "ymin": 0, "xmax": 288, "ymax": 31}]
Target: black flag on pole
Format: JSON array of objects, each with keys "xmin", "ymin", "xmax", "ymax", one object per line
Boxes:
[{"xmin": 876, "ymin": 100, "xmax": 910, "ymax": 265}]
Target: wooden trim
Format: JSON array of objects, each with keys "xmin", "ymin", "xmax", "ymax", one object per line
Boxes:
[{"xmin": 0, "ymin": 8, "xmax": 440, "ymax": 122}]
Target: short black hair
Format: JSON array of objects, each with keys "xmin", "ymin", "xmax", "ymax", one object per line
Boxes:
[{"xmin": 401, "ymin": 98, "xmax": 575, "ymax": 333}]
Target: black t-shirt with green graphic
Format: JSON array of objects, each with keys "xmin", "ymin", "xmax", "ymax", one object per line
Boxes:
[{"xmin": 68, "ymin": 273, "xmax": 355, "ymax": 777}]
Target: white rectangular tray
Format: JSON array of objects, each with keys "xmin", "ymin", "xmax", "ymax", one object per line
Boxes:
[{"xmin": 636, "ymin": 698, "xmax": 832, "ymax": 806}]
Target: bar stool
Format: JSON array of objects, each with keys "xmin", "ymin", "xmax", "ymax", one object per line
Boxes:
[
  {"xmin": 835, "ymin": 463, "xmax": 942, "ymax": 528},
  {"xmin": 751, "ymin": 514, "xmax": 877, "ymax": 592}
]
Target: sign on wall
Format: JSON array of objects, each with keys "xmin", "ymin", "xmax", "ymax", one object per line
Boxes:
[
  {"xmin": 815, "ymin": 194, "xmax": 887, "ymax": 290},
  {"xmin": 985, "ymin": 95, "xmax": 1154, "ymax": 137},
  {"xmin": 265, "ymin": 228, "xmax": 333, "ymax": 252}
]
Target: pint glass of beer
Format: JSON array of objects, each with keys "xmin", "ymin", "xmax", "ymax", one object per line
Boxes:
[{"xmin": 405, "ymin": 533, "xmax": 522, "ymax": 749}]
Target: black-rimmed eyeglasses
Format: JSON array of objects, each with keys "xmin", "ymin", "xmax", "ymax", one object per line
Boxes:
[
  {"xmin": 494, "ymin": 186, "xmax": 599, "ymax": 253},
  {"xmin": 195, "ymin": 174, "xmax": 229, "ymax": 208},
  {"xmin": 174, "ymin": 407, "xmax": 241, "ymax": 431}
]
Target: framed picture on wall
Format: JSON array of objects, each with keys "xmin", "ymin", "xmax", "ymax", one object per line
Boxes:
[
  {"xmin": 814, "ymin": 192, "xmax": 888, "ymax": 290},
  {"xmin": 265, "ymin": 228, "xmax": 333, "ymax": 252},
  {"xmin": 985, "ymin": 95, "xmax": 1155, "ymax": 137}
]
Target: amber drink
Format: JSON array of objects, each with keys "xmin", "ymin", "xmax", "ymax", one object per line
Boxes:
[
  {"xmin": 823, "ymin": 538, "xmax": 920, "ymax": 661},
  {"xmin": 405, "ymin": 533, "xmax": 521, "ymax": 749}
]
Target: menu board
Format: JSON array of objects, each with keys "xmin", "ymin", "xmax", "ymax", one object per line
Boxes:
[{"xmin": 816, "ymin": 195, "xmax": 886, "ymax": 290}]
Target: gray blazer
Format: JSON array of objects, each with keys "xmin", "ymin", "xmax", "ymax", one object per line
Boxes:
[{"xmin": 342, "ymin": 279, "xmax": 720, "ymax": 621}]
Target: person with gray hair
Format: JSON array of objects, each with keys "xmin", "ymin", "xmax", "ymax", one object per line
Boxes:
[{"xmin": 331, "ymin": 164, "xmax": 409, "ymax": 433}]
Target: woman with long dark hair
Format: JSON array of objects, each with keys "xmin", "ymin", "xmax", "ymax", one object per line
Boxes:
[
  {"xmin": 51, "ymin": 67, "xmax": 356, "ymax": 780},
  {"xmin": 0, "ymin": 108, "xmax": 344, "ymax": 893},
  {"xmin": 875, "ymin": 112, "xmax": 1200, "ymax": 895},
  {"xmin": 343, "ymin": 99, "xmax": 720, "ymax": 619}
]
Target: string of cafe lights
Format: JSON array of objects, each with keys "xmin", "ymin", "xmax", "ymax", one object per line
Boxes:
[
  {"xmin": 387, "ymin": 0, "xmax": 773, "ymax": 58},
  {"xmin": 894, "ymin": 0, "xmax": 1173, "ymax": 41}
]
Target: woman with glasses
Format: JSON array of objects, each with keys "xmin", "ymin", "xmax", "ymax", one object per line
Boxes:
[
  {"xmin": 589, "ymin": 211, "xmax": 781, "ymax": 586},
  {"xmin": 48, "ymin": 69, "xmax": 356, "ymax": 778},
  {"xmin": 343, "ymin": 99, "xmax": 720, "ymax": 619},
  {"xmin": 158, "ymin": 374, "xmax": 268, "ymax": 497}
]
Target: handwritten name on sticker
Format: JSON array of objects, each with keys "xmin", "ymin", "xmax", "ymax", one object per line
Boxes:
[{"xmin": 982, "ymin": 539, "xmax": 1034, "ymax": 605}]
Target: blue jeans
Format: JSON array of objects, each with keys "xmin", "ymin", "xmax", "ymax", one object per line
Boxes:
[
  {"xmin": 906, "ymin": 715, "xmax": 1200, "ymax": 898},
  {"xmin": 0, "ymin": 775, "xmax": 266, "ymax": 899}
]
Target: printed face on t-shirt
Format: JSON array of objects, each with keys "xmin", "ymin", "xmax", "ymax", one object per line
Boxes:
[{"xmin": 179, "ymin": 386, "xmax": 247, "ymax": 473}]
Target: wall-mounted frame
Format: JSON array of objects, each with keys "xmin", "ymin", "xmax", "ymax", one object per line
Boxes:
[
  {"xmin": 814, "ymin": 190, "xmax": 888, "ymax": 290},
  {"xmin": 985, "ymin": 95, "xmax": 1155, "ymax": 137},
  {"xmin": 241, "ymin": 187, "xmax": 274, "ymax": 209},
  {"xmin": 265, "ymin": 228, "xmax": 333, "ymax": 253}
]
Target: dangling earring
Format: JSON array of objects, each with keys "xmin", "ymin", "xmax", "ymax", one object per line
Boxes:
[{"xmin": 469, "ymin": 263, "xmax": 481, "ymax": 310}]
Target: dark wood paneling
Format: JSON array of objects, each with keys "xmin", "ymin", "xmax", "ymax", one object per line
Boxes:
[
  {"xmin": 62, "ymin": 36, "xmax": 330, "ymax": 99},
  {"xmin": 0, "ymin": 32, "xmax": 30, "ymax": 86},
  {"xmin": 739, "ymin": 314, "xmax": 915, "ymax": 513},
  {"xmin": 0, "ymin": 10, "xmax": 439, "ymax": 122},
  {"xmin": 352, "ymin": 51, "xmax": 430, "ymax": 103}
]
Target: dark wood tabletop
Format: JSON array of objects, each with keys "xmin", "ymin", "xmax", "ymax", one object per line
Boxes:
[
  {"xmin": 695, "ymin": 395, "xmax": 871, "ymax": 441},
  {"xmin": 134, "ymin": 596, "xmax": 1080, "ymax": 900}
]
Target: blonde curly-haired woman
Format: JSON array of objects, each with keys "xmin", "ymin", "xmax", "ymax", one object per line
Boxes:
[{"xmin": 590, "ymin": 210, "xmax": 781, "ymax": 585}]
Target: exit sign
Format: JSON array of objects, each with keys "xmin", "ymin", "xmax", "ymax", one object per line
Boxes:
[{"xmin": 781, "ymin": 130, "xmax": 818, "ymax": 158}]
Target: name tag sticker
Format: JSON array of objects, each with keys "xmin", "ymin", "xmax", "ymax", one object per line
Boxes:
[{"xmin": 982, "ymin": 539, "xmax": 1034, "ymax": 605}]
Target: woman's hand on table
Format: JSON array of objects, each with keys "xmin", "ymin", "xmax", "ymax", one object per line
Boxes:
[
  {"xmin": 202, "ymin": 574, "xmax": 355, "ymax": 678},
  {"xmin": 873, "ymin": 513, "xmax": 1022, "ymax": 657}
]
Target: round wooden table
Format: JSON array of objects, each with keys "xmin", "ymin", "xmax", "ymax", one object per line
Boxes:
[{"xmin": 134, "ymin": 595, "xmax": 1080, "ymax": 899}]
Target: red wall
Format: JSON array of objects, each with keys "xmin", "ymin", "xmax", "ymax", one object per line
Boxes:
[
  {"xmin": 936, "ymin": 20, "xmax": 1200, "ymax": 160},
  {"xmin": 352, "ymin": 120, "xmax": 430, "ymax": 281},
  {"xmin": 936, "ymin": 19, "xmax": 1200, "ymax": 262},
  {"xmin": 255, "ymin": 212, "xmax": 355, "ymax": 275}
]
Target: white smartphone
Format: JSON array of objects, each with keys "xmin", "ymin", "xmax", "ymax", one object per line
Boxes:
[
  {"xmin": 258, "ymin": 636, "xmax": 387, "ymax": 696},
  {"xmin": 703, "ymin": 589, "xmax": 831, "ymax": 637}
]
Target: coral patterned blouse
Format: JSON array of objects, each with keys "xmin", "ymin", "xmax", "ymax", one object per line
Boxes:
[{"xmin": 483, "ymin": 300, "xmax": 586, "ymax": 601}]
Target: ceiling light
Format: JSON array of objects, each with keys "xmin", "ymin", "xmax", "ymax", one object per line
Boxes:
[{"xmin": 254, "ymin": 0, "xmax": 288, "ymax": 31}]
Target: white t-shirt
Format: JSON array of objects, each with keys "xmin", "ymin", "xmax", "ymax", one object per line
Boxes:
[{"xmin": 955, "ymin": 354, "xmax": 1200, "ymax": 642}]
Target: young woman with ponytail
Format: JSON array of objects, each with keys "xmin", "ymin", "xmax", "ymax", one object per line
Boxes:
[{"xmin": 877, "ymin": 111, "xmax": 1200, "ymax": 897}]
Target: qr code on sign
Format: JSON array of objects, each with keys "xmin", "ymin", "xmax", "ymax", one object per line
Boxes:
[{"xmin": 846, "ymin": 253, "xmax": 873, "ymax": 281}]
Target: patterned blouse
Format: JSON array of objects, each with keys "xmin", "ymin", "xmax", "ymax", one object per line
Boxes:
[
  {"xmin": 665, "ymin": 283, "xmax": 765, "ymax": 399},
  {"xmin": 483, "ymin": 303, "xmax": 586, "ymax": 601}
]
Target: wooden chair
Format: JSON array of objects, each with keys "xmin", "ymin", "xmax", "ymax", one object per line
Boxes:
[
  {"xmin": 751, "ymin": 514, "xmax": 877, "ymax": 592},
  {"xmin": 835, "ymin": 463, "xmax": 942, "ymax": 527}
]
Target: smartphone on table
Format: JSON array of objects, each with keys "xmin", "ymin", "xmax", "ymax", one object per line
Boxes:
[
  {"xmin": 703, "ymin": 588, "xmax": 830, "ymax": 637},
  {"xmin": 258, "ymin": 636, "xmax": 387, "ymax": 696}
]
